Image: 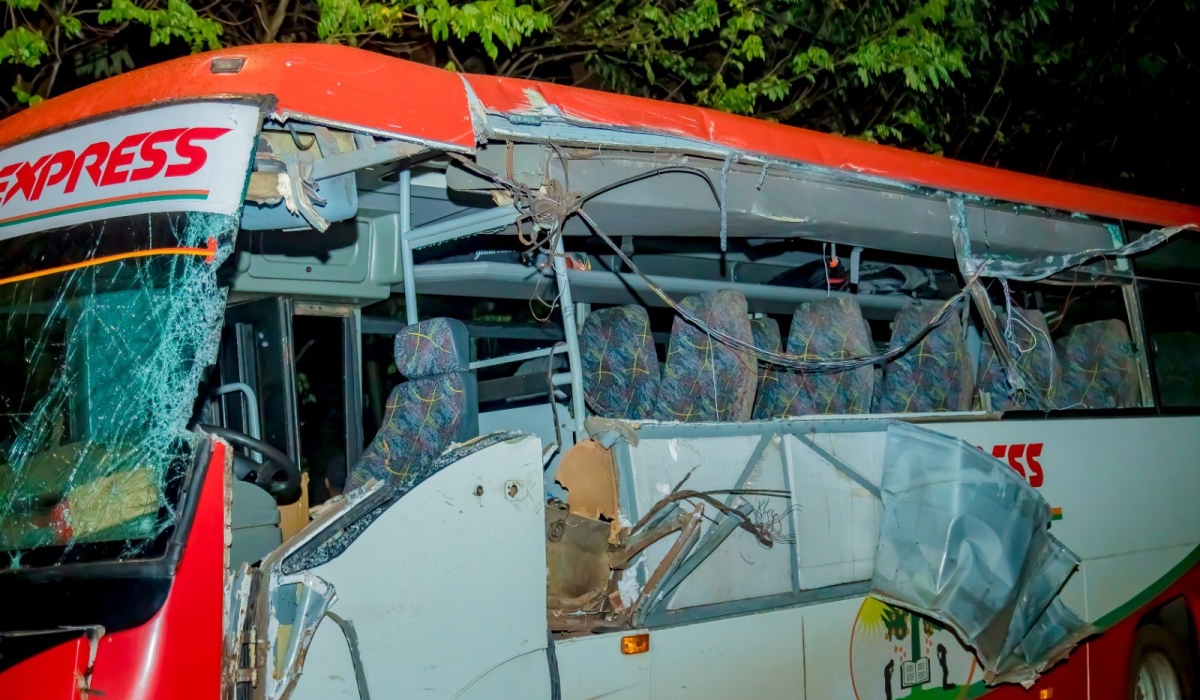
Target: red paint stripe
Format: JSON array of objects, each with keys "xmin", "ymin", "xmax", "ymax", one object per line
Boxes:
[
  {"xmin": 464, "ymin": 74, "xmax": 1200, "ymax": 227},
  {"xmin": 0, "ymin": 45, "xmax": 1194, "ymax": 228}
]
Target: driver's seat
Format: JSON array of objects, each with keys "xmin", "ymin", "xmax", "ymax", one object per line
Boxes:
[{"xmin": 347, "ymin": 318, "xmax": 478, "ymax": 491}]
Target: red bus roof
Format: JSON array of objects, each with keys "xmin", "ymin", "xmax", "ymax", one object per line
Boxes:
[{"xmin": 1, "ymin": 43, "xmax": 1196, "ymax": 228}]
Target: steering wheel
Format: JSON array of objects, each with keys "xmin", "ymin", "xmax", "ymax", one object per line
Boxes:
[{"xmin": 201, "ymin": 425, "xmax": 302, "ymax": 505}]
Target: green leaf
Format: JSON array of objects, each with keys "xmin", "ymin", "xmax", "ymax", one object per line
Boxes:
[
  {"xmin": 0, "ymin": 27, "xmax": 49, "ymax": 68},
  {"xmin": 99, "ymin": 0, "xmax": 223, "ymax": 51}
]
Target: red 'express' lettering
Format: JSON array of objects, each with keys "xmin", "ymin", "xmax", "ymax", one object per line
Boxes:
[
  {"xmin": 0, "ymin": 163, "xmax": 19, "ymax": 200},
  {"xmin": 131, "ymin": 128, "xmax": 186, "ymax": 182},
  {"xmin": 32, "ymin": 150, "xmax": 74, "ymax": 201},
  {"xmin": 0, "ymin": 125, "xmax": 232, "ymax": 207},
  {"xmin": 100, "ymin": 133, "xmax": 150, "ymax": 187},
  {"xmin": 66, "ymin": 142, "xmax": 110, "ymax": 194},
  {"xmin": 986, "ymin": 443, "xmax": 1045, "ymax": 488},
  {"xmin": 167, "ymin": 128, "xmax": 229, "ymax": 178},
  {"xmin": 6, "ymin": 155, "xmax": 50, "ymax": 205}
]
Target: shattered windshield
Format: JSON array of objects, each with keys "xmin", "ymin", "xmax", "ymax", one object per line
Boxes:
[{"xmin": 0, "ymin": 212, "xmax": 234, "ymax": 569}]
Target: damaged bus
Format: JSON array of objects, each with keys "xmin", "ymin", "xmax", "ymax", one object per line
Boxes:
[{"xmin": 0, "ymin": 44, "xmax": 1198, "ymax": 700}]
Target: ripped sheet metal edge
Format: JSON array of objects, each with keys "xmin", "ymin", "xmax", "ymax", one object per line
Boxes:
[{"xmin": 871, "ymin": 422, "xmax": 1093, "ymax": 688}]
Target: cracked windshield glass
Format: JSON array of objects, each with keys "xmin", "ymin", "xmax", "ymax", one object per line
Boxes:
[{"xmin": 0, "ymin": 212, "xmax": 235, "ymax": 569}]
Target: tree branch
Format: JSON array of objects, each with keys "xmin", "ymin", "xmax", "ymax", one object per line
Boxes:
[{"xmin": 262, "ymin": 0, "xmax": 291, "ymax": 43}]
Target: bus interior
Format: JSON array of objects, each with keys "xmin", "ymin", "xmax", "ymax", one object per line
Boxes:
[{"xmin": 201, "ymin": 118, "xmax": 1198, "ymax": 553}]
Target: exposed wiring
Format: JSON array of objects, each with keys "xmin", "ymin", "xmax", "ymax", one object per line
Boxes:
[
  {"xmin": 1048, "ymin": 265, "xmax": 1084, "ymax": 333},
  {"xmin": 576, "ymin": 209, "xmax": 985, "ymax": 373},
  {"xmin": 447, "ymin": 152, "xmax": 983, "ymax": 374},
  {"xmin": 287, "ymin": 122, "xmax": 316, "ymax": 150},
  {"xmin": 823, "ymin": 242, "xmax": 831, "ymax": 297},
  {"xmin": 529, "ymin": 270, "xmax": 563, "ymax": 323}
]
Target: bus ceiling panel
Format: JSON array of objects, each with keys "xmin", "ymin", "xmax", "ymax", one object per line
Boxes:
[
  {"xmin": 356, "ymin": 181, "xmax": 500, "ymax": 231},
  {"xmin": 408, "ymin": 262, "xmax": 910, "ymax": 320},
  {"xmin": 229, "ymin": 218, "xmax": 394, "ymax": 300},
  {"xmin": 550, "ymin": 152, "xmax": 1120, "ymax": 260}
]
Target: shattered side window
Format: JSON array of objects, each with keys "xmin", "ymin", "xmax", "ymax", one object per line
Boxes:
[{"xmin": 0, "ymin": 212, "xmax": 235, "ymax": 569}]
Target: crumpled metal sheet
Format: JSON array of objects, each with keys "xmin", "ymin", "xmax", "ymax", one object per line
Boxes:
[
  {"xmin": 871, "ymin": 422, "xmax": 1092, "ymax": 688},
  {"xmin": 960, "ymin": 218, "xmax": 1195, "ymax": 284},
  {"xmin": 264, "ymin": 573, "xmax": 336, "ymax": 700}
]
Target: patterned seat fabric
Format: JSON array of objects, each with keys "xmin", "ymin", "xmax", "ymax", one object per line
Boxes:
[
  {"xmin": 578, "ymin": 305, "xmax": 661, "ymax": 420},
  {"xmin": 393, "ymin": 317, "xmax": 472, "ymax": 377},
  {"xmin": 1057, "ymin": 319, "xmax": 1140, "ymax": 409},
  {"xmin": 655, "ymin": 290, "xmax": 758, "ymax": 422},
  {"xmin": 347, "ymin": 318, "xmax": 478, "ymax": 491},
  {"xmin": 754, "ymin": 297, "xmax": 875, "ymax": 418},
  {"xmin": 977, "ymin": 308, "xmax": 1060, "ymax": 411},
  {"xmin": 878, "ymin": 301, "xmax": 974, "ymax": 413},
  {"xmin": 749, "ymin": 317, "xmax": 782, "ymax": 411},
  {"xmin": 1152, "ymin": 332, "xmax": 1200, "ymax": 407}
]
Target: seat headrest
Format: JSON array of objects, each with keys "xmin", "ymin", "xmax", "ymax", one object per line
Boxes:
[{"xmin": 393, "ymin": 318, "xmax": 471, "ymax": 378}]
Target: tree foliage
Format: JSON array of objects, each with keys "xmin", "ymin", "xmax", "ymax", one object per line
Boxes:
[{"xmin": 1, "ymin": 0, "xmax": 1196, "ymax": 202}]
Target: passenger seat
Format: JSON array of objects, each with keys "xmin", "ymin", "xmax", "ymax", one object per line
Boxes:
[
  {"xmin": 977, "ymin": 307, "xmax": 1060, "ymax": 411},
  {"xmin": 749, "ymin": 317, "xmax": 782, "ymax": 412},
  {"xmin": 1057, "ymin": 319, "xmax": 1140, "ymax": 409},
  {"xmin": 578, "ymin": 305, "xmax": 661, "ymax": 420},
  {"xmin": 754, "ymin": 297, "xmax": 874, "ymax": 418},
  {"xmin": 655, "ymin": 290, "xmax": 757, "ymax": 422},
  {"xmin": 347, "ymin": 318, "xmax": 478, "ymax": 491},
  {"xmin": 878, "ymin": 300, "xmax": 974, "ymax": 413}
]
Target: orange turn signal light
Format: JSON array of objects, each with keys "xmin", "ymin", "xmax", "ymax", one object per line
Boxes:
[
  {"xmin": 1039, "ymin": 689, "xmax": 1054, "ymax": 699},
  {"xmin": 620, "ymin": 633, "xmax": 649, "ymax": 655}
]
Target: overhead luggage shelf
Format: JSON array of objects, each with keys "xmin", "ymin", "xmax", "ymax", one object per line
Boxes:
[{"xmin": 408, "ymin": 262, "xmax": 911, "ymax": 319}]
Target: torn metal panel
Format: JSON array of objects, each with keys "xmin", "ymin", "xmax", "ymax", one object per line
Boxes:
[
  {"xmin": 603, "ymin": 416, "xmax": 1086, "ymax": 687},
  {"xmin": 439, "ymin": 140, "xmax": 1132, "ymax": 264},
  {"xmin": 583, "ymin": 416, "xmax": 639, "ymax": 448},
  {"xmin": 545, "ymin": 503, "xmax": 613, "ymax": 615},
  {"xmin": 535, "ymin": 150, "xmax": 1121, "ymax": 260},
  {"xmin": 462, "ymin": 68, "xmax": 1200, "ymax": 227},
  {"xmin": 263, "ymin": 572, "xmax": 337, "ymax": 700},
  {"xmin": 323, "ymin": 612, "xmax": 372, "ymax": 700},
  {"xmin": 243, "ymin": 127, "xmax": 425, "ymax": 233},
  {"xmin": 951, "ymin": 194, "xmax": 1195, "ymax": 406},
  {"xmin": 224, "ymin": 564, "xmax": 256, "ymax": 700},
  {"xmin": 871, "ymin": 422, "xmax": 1092, "ymax": 688},
  {"xmin": 242, "ymin": 132, "xmax": 343, "ymax": 232},
  {"xmin": 554, "ymin": 439, "xmax": 620, "ymax": 526},
  {"xmin": 275, "ymin": 434, "xmax": 550, "ymax": 700},
  {"xmin": 956, "ymin": 214, "xmax": 1199, "ymax": 282}
]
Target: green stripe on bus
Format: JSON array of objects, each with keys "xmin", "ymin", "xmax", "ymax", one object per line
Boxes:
[
  {"xmin": 1094, "ymin": 543, "xmax": 1200, "ymax": 630},
  {"xmin": 0, "ymin": 192, "xmax": 210, "ymax": 228}
]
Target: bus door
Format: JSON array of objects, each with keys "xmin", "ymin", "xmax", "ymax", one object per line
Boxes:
[{"xmin": 218, "ymin": 296, "xmax": 301, "ymax": 466}]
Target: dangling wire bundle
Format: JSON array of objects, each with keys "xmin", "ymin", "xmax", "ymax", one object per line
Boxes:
[{"xmin": 447, "ymin": 152, "xmax": 984, "ymax": 374}]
